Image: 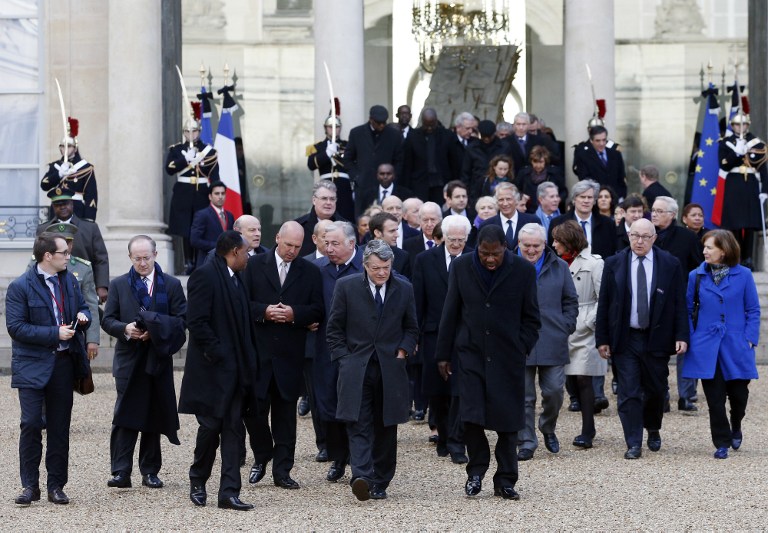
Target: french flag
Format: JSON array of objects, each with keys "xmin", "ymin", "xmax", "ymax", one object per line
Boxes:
[{"xmin": 214, "ymin": 87, "xmax": 243, "ymax": 218}]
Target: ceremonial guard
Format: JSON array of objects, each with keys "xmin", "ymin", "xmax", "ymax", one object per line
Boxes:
[
  {"xmin": 40, "ymin": 117, "xmax": 98, "ymax": 222},
  {"xmin": 307, "ymin": 99, "xmax": 353, "ymax": 221},
  {"xmin": 167, "ymin": 96, "xmax": 220, "ymax": 274},
  {"xmin": 716, "ymin": 109, "xmax": 768, "ymax": 269}
]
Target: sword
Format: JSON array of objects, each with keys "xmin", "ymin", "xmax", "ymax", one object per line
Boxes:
[
  {"xmin": 323, "ymin": 61, "xmax": 336, "ymax": 144},
  {"xmin": 175, "ymin": 65, "xmax": 195, "ymax": 149},
  {"xmin": 586, "ymin": 64, "xmax": 598, "ymax": 118},
  {"xmin": 54, "ymin": 78, "xmax": 69, "ymax": 162}
]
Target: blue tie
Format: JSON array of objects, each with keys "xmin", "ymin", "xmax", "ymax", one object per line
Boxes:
[
  {"xmin": 375, "ymin": 285, "xmax": 384, "ymax": 315},
  {"xmin": 427, "ymin": 240, "xmax": 434, "ymax": 249},
  {"xmin": 580, "ymin": 220, "xmax": 588, "ymax": 235},
  {"xmin": 506, "ymin": 220, "xmax": 515, "ymax": 248},
  {"xmin": 637, "ymin": 256, "xmax": 649, "ymax": 328},
  {"xmin": 49, "ymin": 275, "xmax": 62, "ymax": 324},
  {"xmin": 518, "ymin": 137, "xmax": 526, "ymax": 156},
  {"xmin": 599, "ymin": 151, "xmax": 607, "ymax": 166}
]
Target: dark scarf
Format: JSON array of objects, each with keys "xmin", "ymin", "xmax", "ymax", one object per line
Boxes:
[
  {"xmin": 129, "ymin": 262, "xmax": 168, "ymax": 315},
  {"xmin": 472, "ymin": 248, "xmax": 503, "ymax": 291},
  {"xmin": 707, "ymin": 263, "xmax": 729, "ymax": 286}
]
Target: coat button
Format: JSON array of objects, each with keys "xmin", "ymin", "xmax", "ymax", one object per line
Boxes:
[
  {"xmin": 487, "ymin": 357, "xmax": 491, "ymax": 362},
  {"xmin": 485, "ymin": 330, "xmax": 490, "ymax": 335},
  {"xmin": 485, "ymin": 303, "xmax": 490, "ymax": 308}
]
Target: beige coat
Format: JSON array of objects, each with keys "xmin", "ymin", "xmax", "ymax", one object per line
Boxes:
[{"xmin": 565, "ymin": 248, "xmax": 607, "ymax": 376}]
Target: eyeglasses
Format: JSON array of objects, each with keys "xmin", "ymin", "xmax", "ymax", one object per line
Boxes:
[
  {"xmin": 130, "ymin": 256, "xmax": 154, "ymax": 264},
  {"xmin": 445, "ymin": 237, "xmax": 467, "ymax": 244},
  {"xmin": 628, "ymin": 233, "xmax": 655, "ymax": 241},
  {"xmin": 314, "ymin": 195, "xmax": 337, "ymax": 202},
  {"xmin": 52, "ymin": 250, "xmax": 71, "ymax": 257},
  {"xmin": 651, "ymin": 209, "xmax": 672, "ymax": 215}
]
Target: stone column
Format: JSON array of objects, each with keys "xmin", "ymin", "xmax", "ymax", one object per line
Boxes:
[
  {"xmin": 563, "ymin": 0, "xmax": 615, "ymax": 186},
  {"xmin": 749, "ymin": 0, "xmax": 768, "ymax": 139},
  {"xmin": 105, "ymin": 1, "xmax": 172, "ymax": 273},
  {"xmin": 314, "ymin": 0, "xmax": 365, "ymax": 137}
]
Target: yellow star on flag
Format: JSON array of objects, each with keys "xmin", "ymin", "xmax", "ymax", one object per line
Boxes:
[
  {"xmin": 697, "ymin": 150, "xmax": 704, "ymax": 158},
  {"xmin": 705, "ymin": 138, "xmax": 714, "ymax": 146},
  {"xmin": 695, "ymin": 165, "xmax": 702, "ymax": 173},
  {"xmin": 710, "ymin": 187, "xmax": 717, "ymax": 196},
  {"xmin": 699, "ymin": 178, "xmax": 707, "ymax": 186}
]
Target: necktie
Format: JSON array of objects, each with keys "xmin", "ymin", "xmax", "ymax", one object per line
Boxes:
[
  {"xmin": 518, "ymin": 137, "xmax": 526, "ymax": 156},
  {"xmin": 599, "ymin": 151, "xmax": 607, "ymax": 166},
  {"xmin": 380, "ymin": 189, "xmax": 388, "ymax": 203},
  {"xmin": 449, "ymin": 255, "xmax": 457, "ymax": 269},
  {"xmin": 580, "ymin": 220, "xmax": 588, "ymax": 235},
  {"xmin": 636, "ymin": 256, "xmax": 649, "ymax": 328},
  {"xmin": 232, "ymin": 273, "xmax": 239, "ymax": 288},
  {"xmin": 142, "ymin": 276, "xmax": 149, "ymax": 287},
  {"xmin": 506, "ymin": 219, "xmax": 515, "ymax": 247},
  {"xmin": 49, "ymin": 275, "xmax": 62, "ymax": 325},
  {"xmin": 279, "ymin": 261, "xmax": 288, "ymax": 286},
  {"xmin": 219, "ymin": 209, "xmax": 227, "ymax": 229},
  {"xmin": 427, "ymin": 240, "xmax": 434, "ymax": 248},
  {"xmin": 374, "ymin": 285, "xmax": 384, "ymax": 315}
]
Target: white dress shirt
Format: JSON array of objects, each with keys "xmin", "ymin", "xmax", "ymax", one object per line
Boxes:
[{"xmin": 629, "ymin": 250, "xmax": 654, "ymax": 329}]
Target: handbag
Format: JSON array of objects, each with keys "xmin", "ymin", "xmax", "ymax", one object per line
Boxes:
[
  {"xmin": 74, "ymin": 367, "xmax": 95, "ymax": 395},
  {"xmin": 691, "ymin": 274, "xmax": 702, "ymax": 331}
]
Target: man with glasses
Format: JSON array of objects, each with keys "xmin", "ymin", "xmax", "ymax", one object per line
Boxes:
[
  {"xmin": 548, "ymin": 180, "xmax": 616, "ymax": 259},
  {"xmin": 101, "ymin": 235, "xmax": 187, "ymax": 490},
  {"xmin": 596, "ymin": 218, "xmax": 689, "ymax": 459},
  {"xmin": 296, "ymin": 180, "xmax": 346, "ymax": 256}
]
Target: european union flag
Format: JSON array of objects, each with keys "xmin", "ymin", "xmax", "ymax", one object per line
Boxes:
[
  {"xmin": 198, "ymin": 86, "xmax": 214, "ymax": 146},
  {"xmin": 690, "ymin": 83, "xmax": 720, "ymax": 229}
]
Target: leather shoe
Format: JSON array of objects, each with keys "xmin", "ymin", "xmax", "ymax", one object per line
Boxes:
[
  {"xmin": 594, "ymin": 397, "xmax": 609, "ymax": 414},
  {"xmin": 274, "ymin": 476, "xmax": 300, "ymax": 489},
  {"xmin": 663, "ymin": 399, "xmax": 671, "ymax": 413},
  {"xmin": 142, "ymin": 474, "xmax": 164, "ymax": 488},
  {"xmin": 543, "ymin": 433, "xmax": 560, "ymax": 454},
  {"xmin": 731, "ymin": 430, "xmax": 743, "ymax": 450},
  {"xmin": 436, "ymin": 446, "xmax": 449, "ymax": 458},
  {"xmin": 517, "ymin": 448, "xmax": 534, "ymax": 461},
  {"xmin": 494, "ymin": 486, "xmax": 520, "ymax": 500},
  {"xmin": 567, "ymin": 400, "xmax": 581, "ymax": 412},
  {"xmin": 465, "ymin": 475, "xmax": 482, "ymax": 497},
  {"xmin": 369, "ymin": 485, "xmax": 387, "ymax": 500},
  {"xmin": 297, "ymin": 396, "xmax": 310, "ymax": 416},
  {"xmin": 611, "ymin": 379, "xmax": 618, "ymax": 395},
  {"xmin": 15, "ymin": 487, "xmax": 41, "ymax": 506},
  {"xmin": 249, "ymin": 463, "xmax": 266, "ymax": 484},
  {"xmin": 326, "ymin": 460, "xmax": 346, "ymax": 482},
  {"xmin": 315, "ymin": 449, "xmax": 329, "ymax": 462},
  {"xmin": 107, "ymin": 472, "xmax": 132, "ymax": 488},
  {"xmin": 572, "ymin": 435, "xmax": 593, "ymax": 449},
  {"xmin": 428, "ymin": 434, "xmax": 439, "ymax": 444},
  {"xmin": 714, "ymin": 447, "xmax": 729, "ymax": 459},
  {"xmin": 190, "ymin": 483, "xmax": 207, "ymax": 507},
  {"xmin": 647, "ymin": 431, "xmax": 662, "ymax": 452},
  {"xmin": 451, "ymin": 453, "xmax": 469, "ymax": 464},
  {"xmin": 217, "ymin": 496, "xmax": 254, "ymax": 511},
  {"xmin": 624, "ymin": 446, "xmax": 642, "ymax": 460},
  {"xmin": 677, "ymin": 398, "xmax": 698, "ymax": 413},
  {"xmin": 351, "ymin": 478, "xmax": 370, "ymax": 501},
  {"xmin": 47, "ymin": 487, "xmax": 69, "ymax": 505},
  {"xmin": 411, "ymin": 409, "xmax": 425, "ymax": 422}
]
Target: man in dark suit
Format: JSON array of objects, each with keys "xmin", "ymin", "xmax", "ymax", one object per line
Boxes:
[
  {"xmin": 548, "ymin": 180, "xmax": 617, "ymax": 259},
  {"xmin": 356, "ymin": 163, "xmax": 414, "ymax": 213},
  {"xmin": 368, "ymin": 212, "xmax": 411, "ymax": 278},
  {"xmin": 616, "ymin": 195, "xmax": 646, "ymax": 252},
  {"xmin": 402, "ymin": 201, "xmax": 443, "ymax": 266},
  {"xmin": 344, "ymin": 105, "xmax": 404, "ymax": 216},
  {"xmin": 442, "ymin": 180, "xmax": 477, "ymax": 222},
  {"xmin": 379, "ymin": 195, "xmax": 419, "ymax": 248},
  {"xmin": 402, "ymin": 108, "xmax": 453, "ymax": 203},
  {"xmin": 413, "ymin": 215, "xmax": 473, "ymax": 464},
  {"xmin": 7, "ymin": 233, "xmax": 91, "ymax": 505},
  {"xmin": 640, "ymin": 165, "xmax": 672, "ymax": 209},
  {"xmin": 503, "ymin": 112, "xmax": 561, "ymax": 173},
  {"xmin": 326, "ymin": 240, "xmax": 419, "ymax": 501},
  {"xmin": 101, "ymin": 235, "xmax": 187, "ymax": 490},
  {"xmin": 479, "ymin": 182, "xmax": 541, "ymax": 250},
  {"xmin": 436, "ymin": 225, "xmax": 541, "ymax": 500},
  {"xmin": 447, "ymin": 112, "xmax": 478, "ymax": 182},
  {"xmin": 243, "ymin": 222, "xmax": 324, "ymax": 490},
  {"xmin": 178, "ymin": 231, "xmax": 259, "ymax": 510},
  {"xmin": 461, "ymin": 120, "xmax": 507, "ymax": 200},
  {"xmin": 190, "ymin": 181, "xmax": 235, "ymax": 269},
  {"xmin": 37, "ymin": 191, "xmax": 110, "ymax": 302},
  {"xmin": 572, "ymin": 125, "xmax": 627, "ymax": 199},
  {"xmin": 295, "ymin": 180, "xmax": 346, "ymax": 257},
  {"xmin": 596, "ymin": 219, "xmax": 689, "ymax": 460},
  {"xmin": 234, "ymin": 214, "xmax": 268, "ymax": 256}
]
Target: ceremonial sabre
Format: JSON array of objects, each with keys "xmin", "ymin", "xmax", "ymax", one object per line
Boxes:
[
  {"xmin": 323, "ymin": 61, "xmax": 336, "ymax": 144},
  {"xmin": 175, "ymin": 65, "xmax": 194, "ymax": 149},
  {"xmin": 54, "ymin": 78, "xmax": 69, "ymax": 160},
  {"xmin": 586, "ymin": 64, "xmax": 598, "ymax": 116}
]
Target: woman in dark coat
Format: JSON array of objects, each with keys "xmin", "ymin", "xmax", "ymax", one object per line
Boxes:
[
  {"xmin": 682, "ymin": 202, "xmax": 709, "ymax": 240},
  {"xmin": 479, "ymin": 155, "xmax": 514, "ymax": 199},
  {"xmin": 682, "ymin": 230, "xmax": 760, "ymax": 459},
  {"xmin": 515, "ymin": 145, "xmax": 567, "ymax": 213}
]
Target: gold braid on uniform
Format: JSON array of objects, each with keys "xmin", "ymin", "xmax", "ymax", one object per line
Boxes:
[{"xmin": 746, "ymin": 144, "xmax": 768, "ymax": 169}]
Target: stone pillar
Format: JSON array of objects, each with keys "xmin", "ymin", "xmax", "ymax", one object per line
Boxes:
[
  {"xmin": 105, "ymin": 1, "xmax": 172, "ymax": 274},
  {"xmin": 563, "ymin": 0, "xmax": 615, "ymax": 186},
  {"xmin": 749, "ymin": 0, "xmax": 768, "ymax": 139},
  {"xmin": 314, "ymin": 0, "xmax": 365, "ymax": 138}
]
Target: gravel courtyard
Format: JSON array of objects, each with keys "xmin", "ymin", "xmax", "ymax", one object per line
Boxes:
[{"xmin": 0, "ymin": 370, "xmax": 766, "ymax": 531}]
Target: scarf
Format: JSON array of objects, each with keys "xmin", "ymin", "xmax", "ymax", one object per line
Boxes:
[
  {"xmin": 472, "ymin": 249, "xmax": 501, "ymax": 291},
  {"xmin": 518, "ymin": 248, "xmax": 547, "ymax": 279},
  {"xmin": 559, "ymin": 250, "xmax": 578, "ymax": 265},
  {"xmin": 708, "ymin": 263, "xmax": 729, "ymax": 286},
  {"xmin": 129, "ymin": 262, "xmax": 168, "ymax": 315}
]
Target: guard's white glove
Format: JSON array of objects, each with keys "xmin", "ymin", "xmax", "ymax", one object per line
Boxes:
[
  {"xmin": 189, "ymin": 152, "xmax": 205, "ymax": 166},
  {"xmin": 182, "ymin": 147, "xmax": 198, "ymax": 164},
  {"xmin": 325, "ymin": 142, "xmax": 339, "ymax": 158},
  {"xmin": 55, "ymin": 161, "xmax": 73, "ymax": 178},
  {"xmin": 759, "ymin": 193, "xmax": 768, "ymax": 204},
  {"xmin": 734, "ymin": 138, "xmax": 748, "ymax": 156}
]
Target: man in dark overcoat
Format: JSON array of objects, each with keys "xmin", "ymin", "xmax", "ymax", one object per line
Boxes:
[
  {"xmin": 178, "ymin": 231, "xmax": 259, "ymax": 511},
  {"xmin": 326, "ymin": 240, "xmax": 419, "ymax": 502},
  {"xmin": 436, "ymin": 224, "xmax": 541, "ymax": 501}
]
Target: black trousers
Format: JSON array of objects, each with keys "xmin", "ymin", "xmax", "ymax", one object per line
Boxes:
[
  {"xmin": 110, "ymin": 377, "xmax": 161, "ymax": 476},
  {"xmin": 18, "ymin": 353, "xmax": 74, "ymax": 490},
  {"xmin": 464, "ymin": 422, "xmax": 518, "ymax": 489},
  {"xmin": 408, "ymin": 363, "xmax": 428, "ymax": 412},
  {"xmin": 244, "ymin": 376, "xmax": 297, "ymax": 479},
  {"xmin": 613, "ymin": 330, "xmax": 669, "ymax": 448},
  {"xmin": 325, "ymin": 420, "xmax": 349, "ymax": 463},
  {"xmin": 574, "ymin": 375, "xmax": 596, "ymax": 439},
  {"xmin": 701, "ymin": 360, "xmax": 750, "ymax": 449},
  {"xmin": 430, "ymin": 394, "xmax": 465, "ymax": 454},
  {"xmin": 346, "ymin": 358, "xmax": 397, "ymax": 489},
  {"xmin": 190, "ymin": 393, "xmax": 245, "ymax": 500},
  {"xmin": 303, "ymin": 358, "xmax": 327, "ymax": 451}
]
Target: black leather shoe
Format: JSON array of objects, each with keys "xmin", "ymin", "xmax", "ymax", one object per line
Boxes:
[
  {"xmin": 274, "ymin": 476, "xmax": 300, "ymax": 489},
  {"xmin": 517, "ymin": 448, "xmax": 534, "ymax": 461},
  {"xmin": 594, "ymin": 397, "xmax": 609, "ymax": 414},
  {"xmin": 315, "ymin": 449, "xmax": 329, "ymax": 462},
  {"xmin": 411, "ymin": 409, "xmax": 425, "ymax": 422},
  {"xmin": 647, "ymin": 431, "xmax": 662, "ymax": 452},
  {"xmin": 47, "ymin": 487, "xmax": 69, "ymax": 504},
  {"xmin": 543, "ymin": 433, "xmax": 560, "ymax": 454},
  {"xmin": 326, "ymin": 460, "xmax": 346, "ymax": 482},
  {"xmin": 611, "ymin": 379, "xmax": 618, "ymax": 395},
  {"xmin": 572, "ymin": 435, "xmax": 593, "ymax": 449},
  {"xmin": 297, "ymin": 396, "xmax": 310, "ymax": 416},
  {"xmin": 451, "ymin": 453, "xmax": 469, "ymax": 464},
  {"xmin": 677, "ymin": 398, "xmax": 698, "ymax": 413},
  {"xmin": 369, "ymin": 485, "xmax": 387, "ymax": 500},
  {"xmin": 217, "ymin": 496, "xmax": 253, "ymax": 511},
  {"xmin": 351, "ymin": 478, "xmax": 370, "ymax": 501},
  {"xmin": 567, "ymin": 400, "xmax": 581, "ymax": 412},
  {"xmin": 428, "ymin": 434, "xmax": 439, "ymax": 444},
  {"xmin": 142, "ymin": 474, "xmax": 164, "ymax": 488},
  {"xmin": 663, "ymin": 400, "xmax": 671, "ymax": 413},
  {"xmin": 731, "ymin": 430, "xmax": 743, "ymax": 450},
  {"xmin": 249, "ymin": 463, "xmax": 266, "ymax": 484},
  {"xmin": 190, "ymin": 483, "xmax": 207, "ymax": 507},
  {"xmin": 15, "ymin": 487, "xmax": 41, "ymax": 506},
  {"xmin": 624, "ymin": 446, "xmax": 642, "ymax": 459},
  {"xmin": 494, "ymin": 486, "xmax": 520, "ymax": 500},
  {"xmin": 107, "ymin": 472, "xmax": 132, "ymax": 488},
  {"xmin": 465, "ymin": 475, "xmax": 482, "ymax": 497}
]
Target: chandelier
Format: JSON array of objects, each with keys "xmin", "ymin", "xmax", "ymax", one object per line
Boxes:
[{"xmin": 412, "ymin": 1, "xmax": 514, "ymax": 73}]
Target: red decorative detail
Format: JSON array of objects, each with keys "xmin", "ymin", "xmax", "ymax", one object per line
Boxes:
[
  {"xmin": 741, "ymin": 96, "xmax": 750, "ymax": 114},
  {"xmin": 334, "ymin": 97, "xmax": 341, "ymax": 117},
  {"xmin": 191, "ymin": 101, "xmax": 202, "ymax": 120},
  {"xmin": 67, "ymin": 117, "xmax": 79, "ymax": 137},
  {"xmin": 596, "ymin": 99, "xmax": 606, "ymax": 119}
]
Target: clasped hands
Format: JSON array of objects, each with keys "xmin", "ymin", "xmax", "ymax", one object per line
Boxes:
[
  {"xmin": 265, "ymin": 303, "xmax": 294, "ymax": 323},
  {"xmin": 125, "ymin": 321, "xmax": 151, "ymax": 342}
]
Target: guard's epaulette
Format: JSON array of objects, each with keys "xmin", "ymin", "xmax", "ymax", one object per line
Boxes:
[
  {"xmin": 306, "ymin": 144, "xmax": 318, "ymax": 157},
  {"xmin": 71, "ymin": 256, "xmax": 91, "ymax": 266}
]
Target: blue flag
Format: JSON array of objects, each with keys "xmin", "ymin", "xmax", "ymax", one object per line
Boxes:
[
  {"xmin": 690, "ymin": 83, "xmax": 720, "ymax": 229},
  {"xmin": 198, "ymin": 87, "xmax": 214, "ymax": 145}
]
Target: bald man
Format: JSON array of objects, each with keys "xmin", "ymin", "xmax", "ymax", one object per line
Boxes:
[
  {"xmin": 381, "ymin": 194, "xmax": 418, "ymax": 247},
  {"xmin": 243, "ymin": 221, "xmax": 325, "ymax": 488},
  {"xmin": 234, "ymin": 215, "xmax": 267, "ymax": 255}
]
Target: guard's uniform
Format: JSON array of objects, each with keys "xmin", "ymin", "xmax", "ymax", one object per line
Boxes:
[
  {"xmin": 307, "ymin": 138, "xmax": 353, "ymax": 222},
  {"xmin": 718, "ymin": 132, "xmax": 768, "ymax": 231},
  {"xmin": 41, "ymin": 152, "xmax": 98, "ymax": 221},
  {"xmin": 166, "ymin": 140, "xmax": 219, "ymax": 238}
]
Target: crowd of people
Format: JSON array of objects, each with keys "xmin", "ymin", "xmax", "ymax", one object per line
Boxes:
[{"xmin": 6, "ymin": 104, "xmax": 763, "ymax": 508}]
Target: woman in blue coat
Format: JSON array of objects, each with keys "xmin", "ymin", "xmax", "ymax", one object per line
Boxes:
[{"xmin": 682, "ymin": 230, "xmax": 760, "ymax": 459}]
